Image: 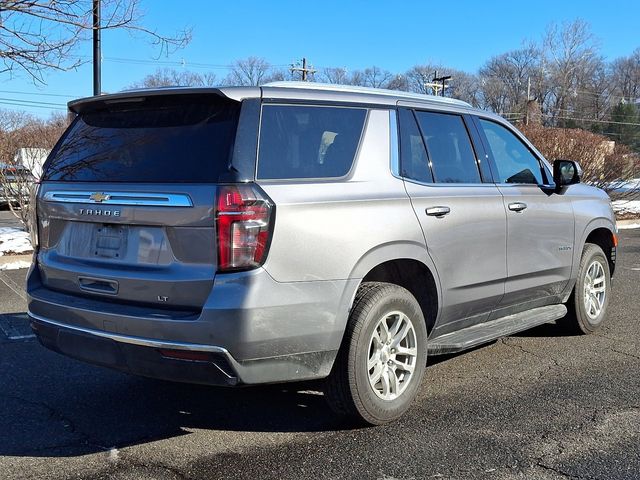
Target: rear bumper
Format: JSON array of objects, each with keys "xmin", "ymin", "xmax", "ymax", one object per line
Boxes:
[
  {"xmin": 27, "ymin": 265, "xmax": 358, "ymax": 385},
  {"xmin": 31, "ymin": 314, "xmax": 241, "ymax": 386}
]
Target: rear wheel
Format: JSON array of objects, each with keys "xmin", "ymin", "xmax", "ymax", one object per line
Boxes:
[
  {"xmin": 560, "ymin": 243, "xmax": 611, "ymax": 334},
  {"xmin": 324, "ymin": 282, "xmax": 427, "ymax": 425}
]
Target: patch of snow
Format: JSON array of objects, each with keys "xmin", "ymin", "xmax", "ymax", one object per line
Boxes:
[
  {"xmin": 612, "ymin": 200, "xmax": 640, "ymax": 215},
  {"xmin": 0, "ymin": 260, "xmax": 32, "ymax": 270},
  {"xmin": 107, "ymin": 447, "xmax": 119, "ymax": 463},
  {"xmin": 0, "ymin": 227, "xmax": 32, "ymax": 256},
  {"xmin": 618, "ymin": 223, "xmax": 640, "ymax": 230},
  {"xmin": 609, "ymin": 179, "xmax": 640, "ymax": 192}
]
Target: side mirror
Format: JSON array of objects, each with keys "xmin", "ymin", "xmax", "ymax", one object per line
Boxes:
[{"xmin": 553, "ymin": 159, "xmax": 581, "ymax": 190}]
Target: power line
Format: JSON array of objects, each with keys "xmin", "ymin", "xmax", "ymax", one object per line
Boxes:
[
  {"xmin": 0, "ymin": 97, "xmax": 65, "ymax": 107},
  {"xmin": 0, "ymin": 89, "xmax": 75, "ymax": 98},
  {"xmin": 541, "ymin": 113, "xmax": 640, "ymax": 127},
  {"xmin": 75, "ymin": 55, "xmax": 292, "ymax": 70},
  {"xmin": 0, "ymin": 100, "xmax": 67, "ymax": 111}
]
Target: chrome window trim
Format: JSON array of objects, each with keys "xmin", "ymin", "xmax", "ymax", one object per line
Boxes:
[{"xmin": 42, "ymin": 191, "xmax": 193, "ymax": 207}]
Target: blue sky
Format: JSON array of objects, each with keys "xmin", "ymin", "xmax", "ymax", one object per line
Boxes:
[{"xmin": 3, "ymin": 0, "xmax": 639, "ymax": 117}]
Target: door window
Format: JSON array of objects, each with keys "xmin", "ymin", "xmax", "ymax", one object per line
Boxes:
[
  {"xmin": 414, "ymin": 112, "xmax": 481, "ymax": 184},
  {"xmin": 398, "ymin": 109, "xmax": 433, "ymax": 183},
  {"xmin": 478, "ymin": 119, "xmax": 544, "ymax": 185}
]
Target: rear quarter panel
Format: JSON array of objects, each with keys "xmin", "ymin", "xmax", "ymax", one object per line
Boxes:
[{"xmin": 258, "ymin": 109, "xmax": 428, "ymax": 283}]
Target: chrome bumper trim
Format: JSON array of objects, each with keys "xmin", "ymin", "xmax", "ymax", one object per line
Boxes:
[{"xmin": 28, "ymin": 311, "xmax": 228, "ymax": 353}]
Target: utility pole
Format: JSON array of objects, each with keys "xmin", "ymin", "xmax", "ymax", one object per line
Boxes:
[
  {"xmin": 290, "ymin": 57, "xmax": 316, "ymax": 82},
  {"xmin": 525, "ymin": 77, "xmax": 531, "ymax": 125},
  {"xmin": 424, "ymin": 70, "xmax": 452, "ymax": 97},
  {"xmin": 432, "ymin": 71, "xmax": 452, "ymax": 97},
  {"xmin": 93, "ymin": 0, "xmax": 101, "ymax": 96}
]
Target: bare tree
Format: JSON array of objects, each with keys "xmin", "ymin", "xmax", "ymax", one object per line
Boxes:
[
  {"xmin": 319, "ymin": 67, "xmax": 350, "ymax": 85},
  {"xmin": 0, "ymin": 0, "xmax": 191, "ymax": 84},
  {"xmin": 610, "ymin": 48, "xmax": 640, "ymax": 103},
  {"xmin": 0, "ymin": 110, "xmax": 69, "ymax": 229},
  {"xmin": 129, "ymin": 68, "xmax": 217, "ymax": 88},
  {"xmin": 386, "ymin": 74, "xmax": 409, "ymax": 91},
  {"xmin": 574, "ymin": 57, "xmax": 613, "ymax": 126},
  {"xmin": 224, "ymin": 56, "xmax": 272, "ymax": 86},
  {"xmin": 405, "ymin": 64, "xmax": 436, "ymax": 94},
  {"xmin": 543, "ymin": 19, "xmax": 600, "ymax": 125},
  {"xmin": 347, "ymin": 70, "xmax": 366, "ymax": 86},
  {"xmin": 479, "ymin": 45, "xmax": 541, "ymax": 113},
  {"xmin": 449, "ymin": 71, "xmax": 481, "ymax": 106},
  {"xmin": 362, "ymin": 66, "xmax": 393, "ymax": 88}
]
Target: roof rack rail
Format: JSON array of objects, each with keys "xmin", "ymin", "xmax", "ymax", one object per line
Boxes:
[{"xmin": 263, "ymin": 81, "xmax": 472, "ymax": 107}]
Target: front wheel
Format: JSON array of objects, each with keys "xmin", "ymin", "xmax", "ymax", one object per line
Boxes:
[
  {"xmin": 324, "ymin": 282, "xmax": 428, "ymax": 425},
  {"xmin": 560, "ymin": 243, "xmax": 611, "ymax": 334}
]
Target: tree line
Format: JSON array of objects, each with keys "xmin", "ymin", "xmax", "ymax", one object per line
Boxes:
[{"xmin": 132, "ymin": 20, "xmax": 639, "ymax": 153}]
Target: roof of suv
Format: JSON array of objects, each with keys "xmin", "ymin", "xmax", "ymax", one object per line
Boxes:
[{"xmin": 68, "ymin": 81, "xmax": 477, "ymax": 114}]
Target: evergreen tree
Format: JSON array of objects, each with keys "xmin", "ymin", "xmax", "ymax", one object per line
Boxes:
[{"xmin": 607, "ymin": 102, "xmax": 640, "ymax": 151}]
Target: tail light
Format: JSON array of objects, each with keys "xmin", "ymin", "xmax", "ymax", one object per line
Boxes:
[
  {"xmin": 215, "ymin": 184, "xmax": 274, "ymax": 272},
  {"xmin": 29, "ymin": 182, "xmax": 40, "ymax": 250}
]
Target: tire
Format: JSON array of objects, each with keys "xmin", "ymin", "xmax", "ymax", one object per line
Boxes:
[
  {"xmin": 560, "ymin": 243, "xmax": 611, "ymax": 335},
  {"xmin": 324, "ymin": 282, "xmax": 428, "ymax": 425}
]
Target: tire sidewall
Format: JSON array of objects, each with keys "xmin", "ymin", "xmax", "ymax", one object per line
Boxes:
[
  {"xmin": 350, "ymin": 289, "xmax": 427, "ymax": 423},
  {"xmin": 574, "ymin": 245, "xmax": 611, "ymax": 333}
]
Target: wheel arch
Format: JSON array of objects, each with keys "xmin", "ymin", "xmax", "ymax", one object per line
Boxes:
[
  {"xmin": 578, "ymin": 219, "xmax": 617, "ymax": 277},
  {"xmin": 347, "ymin": 242, "xmax": 442, "ymax": 335}
]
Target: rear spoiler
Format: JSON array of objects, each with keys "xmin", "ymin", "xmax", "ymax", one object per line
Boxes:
[{"xmin": 68, "ymin": 86, "xmax": 261, "ymax": 115}]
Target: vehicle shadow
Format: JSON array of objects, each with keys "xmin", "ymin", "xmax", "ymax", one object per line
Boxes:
[
  {"xmin": 512, "ymin": 320, "xmax": 576, "ymax": 338},
  {"xmin": 0, "ymin": 335, "xmax": 360, "ymax": 458},
  {"xmin": 0, "ymin": 315, "xmax": 575, "ymax": 458}
]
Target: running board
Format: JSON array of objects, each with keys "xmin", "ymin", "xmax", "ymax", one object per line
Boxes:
[{"xmin": 427, "ymin": 304, "xmax": 567, "ymax": 356}]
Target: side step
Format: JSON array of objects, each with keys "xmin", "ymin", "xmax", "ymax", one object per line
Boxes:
[{"xmin": 427, "ymin": 304, "xmax": 567, "ymax": 356}]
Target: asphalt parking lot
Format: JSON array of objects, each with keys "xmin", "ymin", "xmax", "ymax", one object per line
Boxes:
[
  {"xmin": 1, "ymin": 230, "xmax": 639, "ymax": 480},
  {"xmin": 0, "ymin": 208, "xmax": 23, "ymax": 229}
]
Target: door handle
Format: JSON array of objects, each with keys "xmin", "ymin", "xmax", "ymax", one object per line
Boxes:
[
  {"xmin": 508, "ymin": 202, "xmax": 527, "ymax": 212},
  {"xmin": 426, "ymin": 206, "xmax": 451, "ymax": 217}
]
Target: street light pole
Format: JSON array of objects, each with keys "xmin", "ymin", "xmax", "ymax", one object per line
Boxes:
[{"xmin": 93, "ymin": 0, "xmax": 101, "ymax": 96}]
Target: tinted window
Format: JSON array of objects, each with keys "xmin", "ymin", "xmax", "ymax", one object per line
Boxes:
[
  {"xmin": 257, "ymin": 105, "xmax": 366, "ymax": 179},
  {"xmin": 415, "ymin": 112, "xmax": 481, "ymax": 183},
  {"xmin": 478, "ymin": 119, "xmax": 544, "ymax": 185},
  {"xmin": 43, "ymin": 95, "xmax": 240, "ymax": 183},
  {"xmin": 399, "ymin": 109, "xmax": 432, "ymax": 183}
]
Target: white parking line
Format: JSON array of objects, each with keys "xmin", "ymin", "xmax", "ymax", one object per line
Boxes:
[
  {"xmin": 7, "ymin": 333, "xmax": 35, "ymax": 340},
  {"xmin": 0, "ymin": 270, "xmax": 26, "ymax": 300}
]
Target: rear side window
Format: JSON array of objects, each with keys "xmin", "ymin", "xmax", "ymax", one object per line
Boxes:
[
  {"xmin": 43, "ymin": 95, "xmax": 240, "ymax": 183},
  {"xmin": 478, "ymin": 119, "xmax": 544, "ymax": 185},
  {"xmin": 399, "ymin": 109, "xmax": 433, "ymax": 183},
  {"xmin": 257, "ymin": 105, "xmax": 366, "ymax": 180},
  {"xmin": 415, "ymin": 111, "xmax": 481, "ymax": 184}
]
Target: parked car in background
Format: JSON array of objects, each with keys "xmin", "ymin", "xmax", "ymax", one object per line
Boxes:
[
  {"xmin": 0, "ymin": 164, "xmax": 36, "ymax": 207},
  {"xmin": 14, "ymin": 148, "xmax": 50, "ymax": 180},
  {"xmin": 27, "ymin": 82, "xmax": 618, "ymax": 424}
]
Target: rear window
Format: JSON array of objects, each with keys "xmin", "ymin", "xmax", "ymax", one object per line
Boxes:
[
  {"xmin": 43, "ymin": 95, "xmax": 240, "ymax": 183},
  {"xmin": 257, "ymin": 105, "xmax": 367, "ymax": 180}
]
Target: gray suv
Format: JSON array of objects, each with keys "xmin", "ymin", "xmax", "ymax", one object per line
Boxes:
[{"xmin": 28, "ymin": 82, "xmax": 618, "ymax": 424}]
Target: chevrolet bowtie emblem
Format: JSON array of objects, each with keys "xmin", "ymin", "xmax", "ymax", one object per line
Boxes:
[{"xmin": 89, "ymin": 192, "xmax": 110, "ymax": 203}]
